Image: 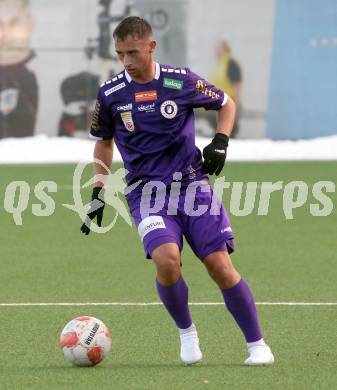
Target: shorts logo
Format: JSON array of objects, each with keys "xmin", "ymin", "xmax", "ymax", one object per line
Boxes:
[
  {"xmin": 104, "ymin": 82, "xmax": 126, "ymax": 96},
  {"xmin": 120, "ymin": 111, "xmax": 135, "ymax": 132},
  {"xmin": 160, "ymin": 100, "xmax": 178, "ymax": 119},
  {"xmin": 138, "ymin": 216, "xmax": 166, "ymax": 241},
  {"xmin": 137, "ymin": 102, "xmax": 155, "ymax": 113},
  {"xmin": 163, "ymin": 78, "xmax": 183, "ymax": 90},
  {"xmin": 117, "ymin": 103, "xmax": 132, "ymax": 111},
  {"xmin": 135, "ymin": 90, "xmax": 157, "ymax": 102}
]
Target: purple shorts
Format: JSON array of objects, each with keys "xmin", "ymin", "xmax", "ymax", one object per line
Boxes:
[{"xmin": 127, "ymin": 181, "xmax": 234, "ymax": 260}]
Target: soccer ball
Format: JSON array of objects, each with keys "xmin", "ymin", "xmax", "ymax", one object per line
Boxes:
[{"xmin": 60, "ymin": 316, "xmax": 111, "ymax": 367}]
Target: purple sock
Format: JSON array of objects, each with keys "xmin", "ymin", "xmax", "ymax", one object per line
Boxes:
[
  {"xmin": 156, "ymin": 276, "xmax": 192, "ymax": 329},
  {"xmin": 221, "ymin": 278, "xmax": 262, "ymax": 342}
]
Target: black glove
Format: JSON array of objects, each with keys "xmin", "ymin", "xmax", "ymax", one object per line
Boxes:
[
  {"xmin": 202, "ymin": 133, "xmax": 229, "ymax": 176},
  {"xmin": 80, "ymin": 187, "xmax": 105, "ymax": 235}
]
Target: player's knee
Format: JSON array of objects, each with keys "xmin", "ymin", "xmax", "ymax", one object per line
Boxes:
[
  {"xmin": 204, "ymin": 255, "xmax": 236, "ymax": 281},
  {"xmin": 156, "ymin": 255, "xmax": 180, "ymax": 281},
  {"xmin": 209, "ymin": 266, "xmax": 238, "ymax": 290},
  {"xmin": 152, "ymin": 244, "xmax": 181, "ymax": 284},
  {"xmin": 206, "ymin": 262, "xmax": 227, "ymax": 279}
]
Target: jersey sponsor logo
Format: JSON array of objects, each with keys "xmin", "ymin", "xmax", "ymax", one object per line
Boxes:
[
  {"xmin": 137, "ymin": 216, "xmax": 166, "ymax": 241},
  {"xmin": 160, "ymin": 100, "xmax": 178, "ymax": 119},
  {"xmin": 137, "ymin": 102, "xmax": 155, "ymax": 113},
  {"xmin": 117, "ymin": 103, "xmax": 132, "ymax": 111},
  {"xmin": 120, "ymin": 111, "xmax": 135, "ymax": 132},
  {"xmin": 163, "ymin": 78, "xmax": 183, "ymax": 90},
  {"xmin": 104, "ymin": 82, "xmax": 126, "ymax": 96},
  {"xmin": 135, "ymin": 90, "xmax": 157, "ymax": 102},
  {"xmin": 195, "ymin": 79, "xmax": 220, "ymax": 99}
]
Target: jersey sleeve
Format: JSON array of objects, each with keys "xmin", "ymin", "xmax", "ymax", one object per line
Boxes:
[
  {"xmin": 89, "ymin": 88, "xmax": 115, "ymax": 140},
  {"xmin": 185, "ymin": 68, "xmax": 228, "ymax": 110}
]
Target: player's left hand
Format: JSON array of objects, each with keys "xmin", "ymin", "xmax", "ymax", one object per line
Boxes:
[
  {"xmin": 80, "ymin": 187, "xmax": 105, "ymax": 235},
  {"xmin": 202, "ymin": 133, "xmax": 229, "ymax": 176}
]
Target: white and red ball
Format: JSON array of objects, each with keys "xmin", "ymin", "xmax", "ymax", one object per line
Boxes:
[{"xmin": 60, "ymin": 316, "xmax": 111, "ymax": 367}]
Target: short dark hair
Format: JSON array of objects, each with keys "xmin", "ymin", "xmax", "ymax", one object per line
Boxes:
[{"xmin": 113, "ymin": 16, "xmax": 152, "ymax": 40}]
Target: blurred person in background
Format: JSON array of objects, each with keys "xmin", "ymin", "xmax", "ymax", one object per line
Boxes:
[
  {"xmin": 0, "ymin": 0, "xmax": 38, "ymax": 138},
  {"xmin": 209, "ymin": 40, "xmax": 242, "ymax": 138}
]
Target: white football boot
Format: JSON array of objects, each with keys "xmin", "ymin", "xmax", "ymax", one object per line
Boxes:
[
  {"xmin": 179, "ymin": 323, "xmax": 203, "ymax": 364},
  {"xmin": 244, "ymin": 339, "xmax": 275, "ymax": 366}
]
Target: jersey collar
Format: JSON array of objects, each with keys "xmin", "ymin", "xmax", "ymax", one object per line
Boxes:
[{"xmin": 124, "ymin": 62, "xmax": 160, "ymax": 83}]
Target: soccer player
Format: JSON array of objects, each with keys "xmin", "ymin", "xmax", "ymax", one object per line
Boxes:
[{"xmin": 81, "ymin": 16, "xmax": 274, "ymax": 366}]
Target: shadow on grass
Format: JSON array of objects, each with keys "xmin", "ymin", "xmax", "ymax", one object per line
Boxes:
[{"xmin": 38, "ymin": 361, "xmax": 247, "ymax": 371}]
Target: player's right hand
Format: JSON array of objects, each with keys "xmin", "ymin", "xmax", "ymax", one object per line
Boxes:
[{"xmin": 80, "ymin": 187, "xmax": 105, "ymax": 235}]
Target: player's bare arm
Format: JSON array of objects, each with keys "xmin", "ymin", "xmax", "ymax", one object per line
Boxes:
[
  {"xmin": 216, "ymin": 96, "xmax": 236, "ymax": 137},
  {"xmin": 93, "ymin": 139, "xmax": 114, "ymax": 187}
]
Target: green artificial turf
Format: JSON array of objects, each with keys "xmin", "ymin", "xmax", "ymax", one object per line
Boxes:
[{"xmin": 0, "ymin": 162, "xmax": 336, "ymax": 389}]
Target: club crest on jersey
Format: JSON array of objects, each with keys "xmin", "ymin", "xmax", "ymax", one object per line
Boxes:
[
  {"xmin": 120, "ymin": 111, "xmax": 135, "ymax": 132},
  {"xmin": 160, "ymin": 100, "xmax": 178, "ymax": 119}
]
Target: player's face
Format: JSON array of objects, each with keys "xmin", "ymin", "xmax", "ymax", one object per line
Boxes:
[{"xmin": 114, "ymin": 34, "xmax": 156, "ymax": 79}]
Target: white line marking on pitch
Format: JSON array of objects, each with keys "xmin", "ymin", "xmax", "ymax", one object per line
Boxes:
[{"xmin": 0, "ymin": 302, "xmax": 337, "ymax": 307}]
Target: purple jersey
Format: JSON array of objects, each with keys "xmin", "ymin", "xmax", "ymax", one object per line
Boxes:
[{"xmin": 90, "ymin": 63, "xmax": 227, "ymax": 187}]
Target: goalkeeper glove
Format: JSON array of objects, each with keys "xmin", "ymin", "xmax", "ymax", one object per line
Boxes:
[
  {"xmin": 202, "ymin": 133, "xmax": 229, "ymax": 176},
  {"xmin": 80, "ymin": 187, "xmax": 105, "ymax": 235}
]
